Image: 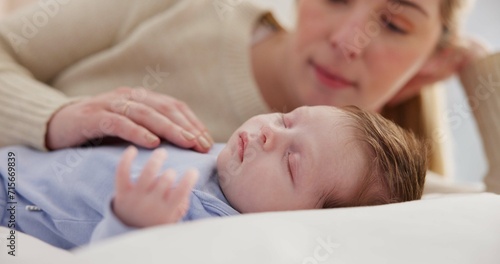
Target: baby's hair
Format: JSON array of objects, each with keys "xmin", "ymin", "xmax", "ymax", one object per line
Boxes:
[{"xmin": 324, "ymin": 106, "xmax": 428, "ymax": 208}]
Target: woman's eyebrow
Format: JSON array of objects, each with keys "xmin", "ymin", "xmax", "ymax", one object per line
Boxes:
[{"xmin": 391, "ymin": 0, "xmax": 429, "ymax": 18}]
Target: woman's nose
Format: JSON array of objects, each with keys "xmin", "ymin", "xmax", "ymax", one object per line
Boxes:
[{"xmin": 328, "ymin": 14, "xmax": 369, "ymax": 61}]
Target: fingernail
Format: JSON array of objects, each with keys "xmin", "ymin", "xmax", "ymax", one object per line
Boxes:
[
  {"xmin": 198, "ymin": 136, "xmax": 211, "ymax": 149},
  {"xmin": 204, "ymin": 131, "xmax": 214, "ymax": 144},
  {"xmin": 146, "ymin": 133, "xmax": 159, "ymax": 144},
  {"xmin": 181, "ymin": 130, "xmax": 196, "ymax": 141}
]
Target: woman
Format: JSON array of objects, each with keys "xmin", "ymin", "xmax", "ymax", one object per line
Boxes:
[{"xmin": 0, "ymin": 1, "xmax": 492, "ymax": 174}]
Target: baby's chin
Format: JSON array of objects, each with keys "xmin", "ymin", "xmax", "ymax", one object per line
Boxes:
[
  {"xmin": 215, "ymin": 145, "xmax": 229, "ymax": 171},
  {"xmin": 215, "ymin": 145, "xmax": 233, "ymax": 187}
]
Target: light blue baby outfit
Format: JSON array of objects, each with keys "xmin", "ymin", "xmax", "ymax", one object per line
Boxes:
[{"xmin": 0, "ymin": 144, "xmax": 239, "ymax": 249}]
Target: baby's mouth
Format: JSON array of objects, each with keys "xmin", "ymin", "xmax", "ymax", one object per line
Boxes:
[{"xmin": 238, "ymin": 132, "xmax": 248, "ymax": 162}]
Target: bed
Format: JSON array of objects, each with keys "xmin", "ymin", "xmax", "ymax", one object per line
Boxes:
[
  {"xmin": 2, "ymin": 192, "xmax": 500, "ymax": 264},
  {"xmin": 1, "ymin": 1, "xmax": 500, "ymax": 263}
]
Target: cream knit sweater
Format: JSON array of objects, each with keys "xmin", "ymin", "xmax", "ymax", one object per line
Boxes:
[{"xmin": 0, "ymin": 0, "xmax": 270, "ymax": 149}]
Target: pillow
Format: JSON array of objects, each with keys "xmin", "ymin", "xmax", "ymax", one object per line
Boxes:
[
  {"xmin": 71, "ymin": 193, "xmax": 500, "ymax": 264},
  {"xmin": 3, "ymin": 194, "xmax": 499, "ymax": 264}
]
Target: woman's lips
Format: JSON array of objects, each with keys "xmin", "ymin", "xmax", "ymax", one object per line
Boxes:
[
  {"xmin": 311, "ymin": 62, "xmax": 356, "ymax": 90},
  {"xmin": 238, "ymin": 132, "xmax": 248, "ymax": 162}
]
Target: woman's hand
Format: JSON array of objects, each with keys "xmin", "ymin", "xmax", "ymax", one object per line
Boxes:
[
  {"xmin": 46, "ymin": 87, "xmax": 213, "ymax": 152},
  {"xmin": 113, "ymin": 147, "xmax": 199, "ymax": 228},
  {"xmin": 388, "ymin": 37, "xmax": 491, "ymax": 106}
]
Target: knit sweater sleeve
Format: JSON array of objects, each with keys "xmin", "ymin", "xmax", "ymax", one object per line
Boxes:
[
  {"xmin": 0, "ymin": 0, "xmax": 177, "ymax": 150},
  {"xmin": 459, "ymin": 52, "xmax": 500, "ymax": 194}
]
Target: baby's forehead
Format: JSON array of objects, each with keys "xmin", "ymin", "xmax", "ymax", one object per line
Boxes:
[
  {"xmin": 313, "ymin": 107, "xmax": 358, "ymax": 132},
  {"xmin": 317, "ymin": 108, "xmax": 372, "ymax": 162},
  {"xmin": 313, "ymin": 108, "xmax": 369, "ymax": 157},
  {"xmin": 290, "ymin": 106, "xmax": 363, "ymax": 142}
]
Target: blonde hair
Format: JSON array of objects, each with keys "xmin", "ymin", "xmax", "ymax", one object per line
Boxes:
[
  {"xmin": 381, "ymin": 0, "xmax": 473, "ymax": 177},
  {"xmin": 439, "ymin": 0, "xmax": 473, "ymax": 48},
  {"xmin": 324, "ymin": 106, "xmax": 428, "ymax": 208}
]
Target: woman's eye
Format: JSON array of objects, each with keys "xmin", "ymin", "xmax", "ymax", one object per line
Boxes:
[
  {"xmin": 382, "ymin": 16, "xmax": 408, "ymax": 35},
  {"xmin": 328, "ymin": 0, "xmax": 348, "ymax": 3},
  {"xmin": 386, "ymin": 22, "xmax": 407, "ymax": 34}
]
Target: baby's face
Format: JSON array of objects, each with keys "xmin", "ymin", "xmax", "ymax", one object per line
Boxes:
[{"xmin": 217, "ymin": 106, "xmax": 369, "ymax": 213}]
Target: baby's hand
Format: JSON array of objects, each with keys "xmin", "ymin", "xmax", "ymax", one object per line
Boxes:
[{"xmin": 112, "ymin": 146, "xmax": 199, "ymax": 228}]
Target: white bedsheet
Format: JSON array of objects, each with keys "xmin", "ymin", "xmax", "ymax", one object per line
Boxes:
[{"xmin": 3, "ymin": 193, "xmax": 499, "ymax": 264}]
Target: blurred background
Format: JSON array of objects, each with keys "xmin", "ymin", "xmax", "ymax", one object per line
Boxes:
[
  {"xmin": 444, "ymin": 0, "xmax": 499, "ymax": 183},
  {"xmin": 1, "ymin": 0, "xmax": 498, "ymax": 184}
]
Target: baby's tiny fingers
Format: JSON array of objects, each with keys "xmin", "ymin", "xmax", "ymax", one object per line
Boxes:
[
  {"xmin": 165, "ymin": 169, "xmax": 199, "ymax": 206},
  {"xmin": 154, "ymin": 169, "xmax": 176, "ymax": 199},
  {"xmin": 136, "ymin": 149, "xmax": 167, "ymax": 191},
  {"xmin": 115, "ymin": 146, "xmax": 138, "ymax": 194}
]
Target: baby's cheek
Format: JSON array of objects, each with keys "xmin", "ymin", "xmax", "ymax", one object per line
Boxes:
[
  {"xmin": 216, "ymin": 154, "xmax": 242, "ymax": 188},
  {"xmin": 223, "ymin": 187, "xmax": 252, "ymax": 213}
]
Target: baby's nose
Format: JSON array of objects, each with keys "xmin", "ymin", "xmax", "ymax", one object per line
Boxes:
[{"xmin": 260, "ymin": 125, "xmax": 276, "ymax": 152}]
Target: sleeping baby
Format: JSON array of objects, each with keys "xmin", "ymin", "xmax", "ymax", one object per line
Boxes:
[{"xmin": 0, "ymin": 106, "xmax": 427, "ymax": 249}]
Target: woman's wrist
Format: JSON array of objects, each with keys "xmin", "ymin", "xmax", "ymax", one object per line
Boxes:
[{"xmin": 457, "ymin": 37, "xmax": 493, "ymax": 72}]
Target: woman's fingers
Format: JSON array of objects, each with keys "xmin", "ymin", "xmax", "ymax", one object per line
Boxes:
[
  {"xmin": 119, "ymin": 99, "xmax": 194, "ymax": 136},
  {"xmin": 159, "ymin": 109, "xmax": 213, "ymax": 152},
  {"xmin": 47, "ymin": 87, "xmax": 213, "ymax": 151},
  {"xmin": 138, "ymin": 93, "xmax": 214, "ymax": 149},
  {"xmin": 175, "ymin": 101, "xmax": 215, "ymax": 144},
  {"xmin": 109, "ymin": 100, "xmax": 203, "ymax": 150},
  {"xmin": 99, "ymin": 112, "xmax": 161, "ymax": 148},
  {"xmin": 108, "ymin": 88, "xmax": 213, "ymax": 152}
]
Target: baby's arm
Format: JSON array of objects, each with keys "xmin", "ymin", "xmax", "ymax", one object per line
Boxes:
[{"xmin": 113, "ymin": 146, "xmax": 199, "ymax": 228}]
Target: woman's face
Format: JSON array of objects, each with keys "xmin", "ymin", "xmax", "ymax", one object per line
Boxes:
[{"xmin": 286, "ymin": 0, "xmax": 443, "ymax": 111}]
